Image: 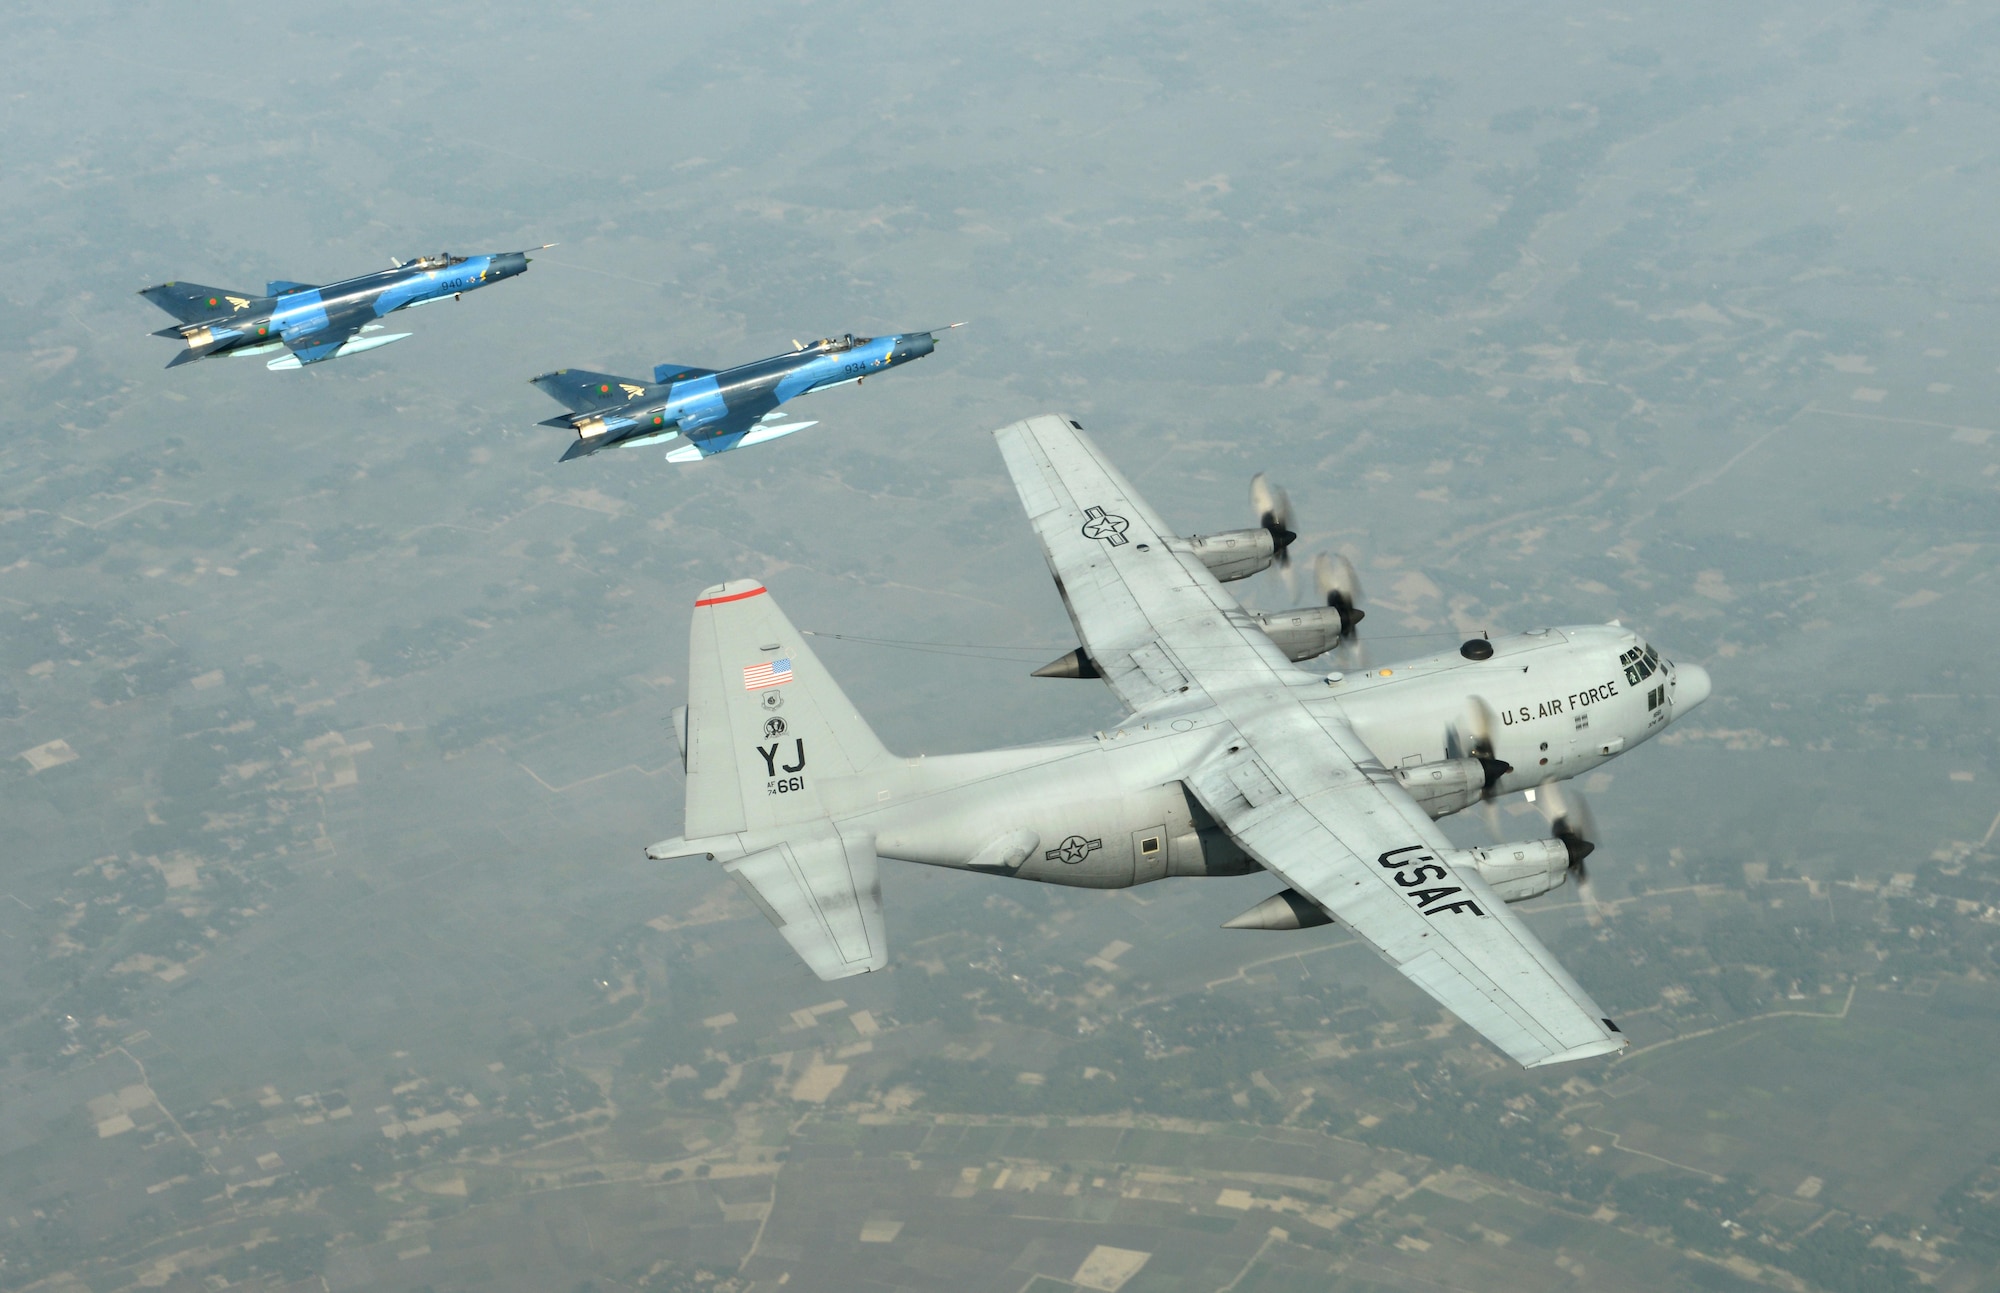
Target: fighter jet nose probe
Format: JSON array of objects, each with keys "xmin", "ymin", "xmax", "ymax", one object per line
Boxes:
[{"xmin": 139, "ymin": 244, "xmax": 551, "ymax": 370}]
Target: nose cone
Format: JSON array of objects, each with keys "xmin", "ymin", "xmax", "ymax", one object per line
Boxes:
[
  {"xmin": 892, "ymin": 331, "xmax": 936, "ymax": 363},
  {"xmin": 1673, "ymin": 663, "xmax": 1712, "ymax": 715},
  {"xmin": 490, "ymin": 251, "xmax": 529, "ymax": 279}
]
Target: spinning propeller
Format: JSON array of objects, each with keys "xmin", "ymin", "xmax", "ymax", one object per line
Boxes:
[
  {"xmin": 1446, "ymin": 695, "xmax": 1512, "ymax": 794},
  {"xmin": 1314, "ymin": 551, "xmax": 1367, "ymax": 647},
  {"xmin": 1250, "ymin": 473, "xmax": 1298, "ymax": 577},
  {"xmin": 1245, "ymin": 474, "xmax": 1366, "ymax": 660},
  {"xmin": 1534, "ymin": 779, "xmax": 1599, "ymax": 890}
]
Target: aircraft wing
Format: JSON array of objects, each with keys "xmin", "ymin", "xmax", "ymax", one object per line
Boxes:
[
  {"xmin": 993, "ymin": 414, "xmax": 1298, "ymax": 712},
  {"xmin": 995, "ymin": 414, "xmax": 1625, "ymax": 1067},
  {"xmin": 1183, "ymin": 706, "xmax": 1626, "ymax": 1068},
  {"xmin": 279, "ymin": 318, "xmax": 368, "ymax": 365}
]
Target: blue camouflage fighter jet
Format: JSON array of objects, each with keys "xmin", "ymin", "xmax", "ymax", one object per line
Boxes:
[
  {"xmin": 530, "ymin": 325, "xmax": 962, "ymax": 462},
  {"xmin": 140, "ymin": 246, "xmax": 550, "ymax": 370}
]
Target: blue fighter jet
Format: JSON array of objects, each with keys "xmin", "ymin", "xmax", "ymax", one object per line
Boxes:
[
  {"xmin": 530, "ymin": 325, "xmax": 962, "ymax": 462},
  {"xmin": 140, "ymin": 246, "xmax": 550, "ymax": 370}
]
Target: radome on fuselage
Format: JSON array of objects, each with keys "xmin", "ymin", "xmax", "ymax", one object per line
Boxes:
[
  {"xmin": 140, "ymin": 246, "xmax": 546, "ymax": 370},
  {"xmin": 530, "ymin": 324, "xmax": 961, "ymax": 463}
]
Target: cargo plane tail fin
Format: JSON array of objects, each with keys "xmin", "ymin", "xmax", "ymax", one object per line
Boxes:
[
  {"xmin": 676, "ymin": 579, "xmax": 893, "ymax": 980},
  {"xmin": 680, "ymin": 579, "xmax": 891, "ymax": 838}
]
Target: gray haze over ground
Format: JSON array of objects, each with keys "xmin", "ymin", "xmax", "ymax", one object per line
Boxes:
[{"xmin": 1, "ymin": 2, "xmax": 1997, "ymax": 1290}]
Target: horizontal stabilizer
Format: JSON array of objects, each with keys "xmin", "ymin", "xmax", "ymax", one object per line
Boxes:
[
  {"xmin": 539, "ymin": 414, "xmax": 580, "ymax": 429},
  {"xmin": 266, "ymin": 280, "xmax": 317, "ymax": 296},
  {"xmin": 652, "ymin": 362, "xmax": 716, "ymax": 385},
  {"xmin": 139, "ymin": 281, "xmax": 265, "ymax": 324},
  {"xmin": 723, "ymin": 833, "xmax": 887, "ymax": 980},
  {"xmin": 530, "ymin": 368, "xmax": 653, "ymax": 413}
]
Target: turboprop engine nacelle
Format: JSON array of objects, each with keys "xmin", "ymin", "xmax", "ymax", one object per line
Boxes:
[
  {"xmin": 1252, "ymin": 605, "xmax": 1346, "ymax": 662},
  {"xmin": 1459, "ymin": 841, "xmax": 1571, "ymax": 904},
  {"xmin": 1182, "ymin": 528, "xmax": 1277, "ymax": 582},
  {"xmin": 1393, "ymin": 759, "xmax": 1487, "ymax": 819}
]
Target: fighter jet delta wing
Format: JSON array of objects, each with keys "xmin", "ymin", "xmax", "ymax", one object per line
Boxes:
[{"xmin": 993, "ymin": 415, "xmax": 1626, "ymax": 1067}]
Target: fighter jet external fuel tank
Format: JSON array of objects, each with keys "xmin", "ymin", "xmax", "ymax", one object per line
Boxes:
[
  {"xmin": 529, "ymin": 325, "xmax": 962, "ymax": 463},
  {"xmin": 139, "ymin": 247, "xmax": 548, "ymax": 370}
]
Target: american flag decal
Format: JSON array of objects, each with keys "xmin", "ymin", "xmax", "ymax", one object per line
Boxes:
[{"xmin": 742, "ymin": 658, "xmax": 794, "ymax": 690}]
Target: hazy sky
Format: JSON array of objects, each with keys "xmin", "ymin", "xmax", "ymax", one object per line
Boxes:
[{"xmin": 3, "ymin": 3, "xmax": 1999, "ymax": 1290}]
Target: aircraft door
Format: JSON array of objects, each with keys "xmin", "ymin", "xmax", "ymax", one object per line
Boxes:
[{"xmin": 1132, "ymin": 825, "xmax": 1168, "ymax": 885}]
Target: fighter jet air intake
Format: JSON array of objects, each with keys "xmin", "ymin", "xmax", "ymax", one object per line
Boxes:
[
  {"xmin": 139, "ymin": 246, "xmax": 550, "ymax": 369},
  {"xmin": 530, "ymin": 324, "xmax": 962, "ymax": 462},
  {"xmin": 645, "ymin": 415, "xmax": 1714, "ymax": 1071}
]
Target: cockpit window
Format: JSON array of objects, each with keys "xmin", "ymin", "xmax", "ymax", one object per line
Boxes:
[
  {"xmin": 408, "ymin": 253, "xmax": 468, "ymax": 270},
  {"xmin": 1620, "ymin": 643, "xmax": 1662, "ymax": 686}
]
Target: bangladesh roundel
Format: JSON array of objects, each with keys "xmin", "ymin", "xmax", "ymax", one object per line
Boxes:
[
  {"xmin": 599, "ymin": 384, "xmax": 610, "ymax": 394},
  {"xmin": 206, "ymin": 297, "xmax": 219, "ymax": 307}
]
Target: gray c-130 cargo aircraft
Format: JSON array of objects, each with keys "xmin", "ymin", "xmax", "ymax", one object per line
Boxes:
[{"xmin": 647, "ymin": 415, "xmax": 1713, "ymax": 1069}]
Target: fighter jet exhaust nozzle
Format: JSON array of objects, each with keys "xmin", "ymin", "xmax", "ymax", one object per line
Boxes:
[{"xmin": 1223, "ymin": 888, "xmax": 1334, "ymax": 931}]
